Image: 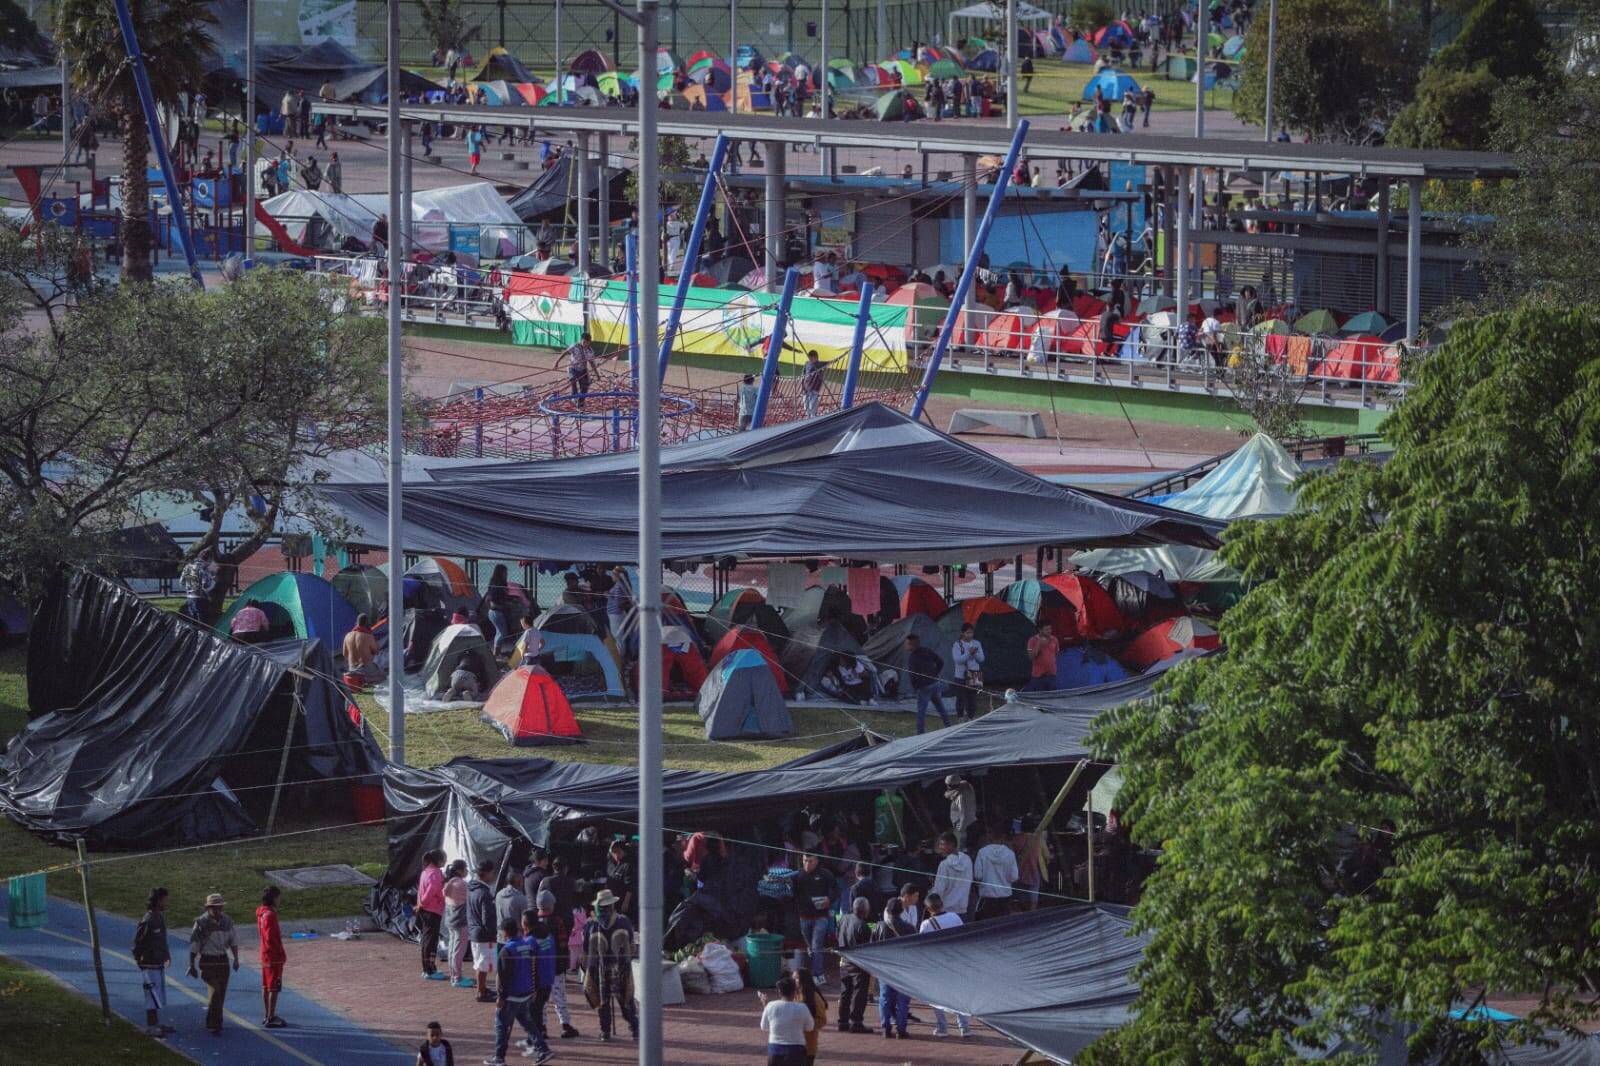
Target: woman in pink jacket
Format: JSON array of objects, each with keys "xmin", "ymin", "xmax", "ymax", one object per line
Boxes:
[{"xmin": 415, "ymin": 850, "xmax": 448, "ymax": 980}]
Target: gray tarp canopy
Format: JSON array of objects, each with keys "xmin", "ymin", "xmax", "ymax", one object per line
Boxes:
[{"xmin": 314, "ymin": 403, "xmax": 1223, "ymax": 563}]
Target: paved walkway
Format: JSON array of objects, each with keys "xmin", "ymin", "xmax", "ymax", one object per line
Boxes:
[{"xmin": 0, "ymin": 889, "xmax": 406, "ymax": 1065}]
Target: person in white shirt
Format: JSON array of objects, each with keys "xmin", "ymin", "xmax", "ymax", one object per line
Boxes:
[
  {"xmin": 950, "ymin": 623, "xmax": 985, "ymax": 720},
  {"xmin": 811, "ymin": 253, "xmax": 834, "ymax": 294},
  {"xmin": 757, "ymin": 974, "xmax": 814, "ymax": 1065},
  {"xmin": 974, "ymin": 823, "xmax": 1019, "ymax": 920},
  {"xmin": 917, "ymin": 894, "xmax": 973, "ymax": 1037},
  {"xmin": 1199, "ymin": 314, "xmax": 1224, "ymax": 366},
  {"xmin": 929, "ymin": 832, "xmax": 975, "ymax": 918},
  {"xmin": 897, "ymin": 883, "xmax": 921, "ymax": 931}
]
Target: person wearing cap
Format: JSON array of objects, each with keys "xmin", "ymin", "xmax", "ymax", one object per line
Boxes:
[
  {"xmin": 133, "ymin": 887, "xmax": 175, "ymax": 1038},
  {"xmin": 944, "ymin": 774, "xmax": 978, "ymax": 852},
  {"xmin": 582, "ymin": 889, "xmax": 638, "ymax": 1042},
  {"xmin": 257, "ymin": 885, "xmax": 289, "ymax": 1028},
  {"xmin": 187, "ymin": 892, "xmax": 241, "ymax": 1035}
]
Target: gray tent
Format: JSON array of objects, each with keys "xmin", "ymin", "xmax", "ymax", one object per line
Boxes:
[
  {"xmin": 697, "ymin": 649, "xmax": 792, "ymax": 740},
  {"xmin": 780, "ymin": 620, "xmax": 863, "ymax": 698},
  {"xmin": 421, "ymin": 623, "xmax": 500, "ymax": 698},
  {"xmin": 860, "ymin": 614, "xmax": 951, "ymax": 691}
]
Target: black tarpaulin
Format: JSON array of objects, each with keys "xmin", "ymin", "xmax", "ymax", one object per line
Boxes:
[
  {"xmin": 840, "ymin": 903, "xmax": 1146, "ymax": 1063},
  {"xmin": 314, "ymin": 403, "xmax": 1224, "ymax": 563},
  {"xmin": 0, "ymin": 571, "xmax": 383, "ymax": 848}
]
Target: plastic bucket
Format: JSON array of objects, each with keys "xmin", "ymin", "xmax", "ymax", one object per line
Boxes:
[
  {"xmin": 743, "ymin": 932, "xmax": 785, "ymax": 989},
  {"xmin": 7, "ymin": 873, "xmax": 47, "ymax": 929},
  {"xmin": 351, "ymin": 782, "xmax": 386, "ymax": 823}
]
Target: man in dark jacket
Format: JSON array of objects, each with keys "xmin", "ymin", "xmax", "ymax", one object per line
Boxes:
[
  {"xmin": 134, "ymin": 887, "xmax": 174, "ymax": 1037},
  {"xmin": 904, "ymin": 633, "xmax": 951, "ymax": 734},
  {"xmin": 467, "ymin": 860, "xmax": 498, "ymax": 1002},
  {"xmin": 834, "ymin": 896, "xmax": 873, "ymax": 1033}
]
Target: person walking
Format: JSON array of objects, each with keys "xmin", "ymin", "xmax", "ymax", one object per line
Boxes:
[
  {"xmin": 256, "ymin": 886, "xmax": 289, "ymax": 1028},
  {"xmin": 489, "ymin": 917, "xmax": 552, "ymax": 1066},
  {"xmin": 416, "ymin": 849, "xmax": 448, "ymax": 980},
  {"xmin": 582, "ymin": 890, "xmax": 638, "ymax": 1041},
  {"xmin": 1020, "ymin": 54, "xmax": 1034, "ymax": 93},
  {"xmin": 918, "ymin": 894, "xmax": 973, "ymax": 1037},
  {"xmin": 833, "ymin": 897, "xmax": 873, "ymax": 1034},
  {"xmin": 187, "ymin": 893, "xmax": 240, "ymax": 1035},
  {"xmin": 326, "ymin": 151, "xmax": 342, "ymax": 193},
  {"xmin": 793, "ymin": 853, "xmax": 837, "ymax": 983},
  {"xmin": 871, "ymin": 899, "xmax": 914, "ymax": 1038},
  {"xmin": 930, "ymin": 831, "xmax": 975, "ymax": 919},
  {"xmin": 1023, "ymin": 621, "xmax": 1061, "ymax": 691},
  {"xmin": 796, "ymin": 968, "xmax": 829, "ymax": 1064},
  {"xmin": 757, "ymin": 974, "xmax": 815, "ymax": 1065},
  {"xmin": 417, "ymin": 1020, "xmax": 455, "ymax": 1065},
  {"xmin": 561, "ymin": 331, "xmax": 598, "ymax": 406},
  {"xmin": 950, "ymin": 623, "xmax": 984, "ymax": 721},
  {"xmin": 442, "ymin": 860, "xmax": 473, "ymax": 986},
  {"xmin": 799, "ymin": 349, "xmax": 840, "ymax": 418},
  {"xmin": 904, "ymin": 633, "xmax": 950, "ymax": 734},
  {"xmin": 467, "ymin": 859, "xmax": 499, "ymax": 1003},
  {"xmin": 974, "ymin": 823, "xmax": 1020, "ymax": 919},
  {"xmin": 536, "ymin": 889, "xmax": 582, "ymax": 1039},
  {"xmin": 133, "ymin": 887, "xmax": 175, "ymax": 1038}
]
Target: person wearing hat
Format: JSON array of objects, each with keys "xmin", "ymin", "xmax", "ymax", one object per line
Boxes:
[
  {"xmin": 582, "ymin": 889, "xmax": 637, "ymax": 1042},
  {"xmin": 944, "ymin": 774, "xmax": 978, "ymax": 853},
  {"xmin": 187, "ymin": 892, "xmax": 241, "ymax": 1035}
]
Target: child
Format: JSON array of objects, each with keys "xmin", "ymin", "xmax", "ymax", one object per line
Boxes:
[{"xmin": 416, "ymin": 1020, "xmax": 454, "ymax": 1066}]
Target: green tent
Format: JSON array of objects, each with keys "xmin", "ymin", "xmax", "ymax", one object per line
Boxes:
[
  {"xmin": 927, "ymin": 59, "xmax": 962, "ymax": 79},
  {"xmin": 216, "ymin": 572, "xmax": 358, "ymax": 648},
  {"xmin": 1163, "ymin": 55, "xmax": 1197, "ymax": 79},
  {"xmin": 1294, "ymin": 309, "xmax": 1340, "ymax": 335},
  {"xmin": 1207, "ymin": 31, "xmax": 1225, "ymax": 52},
  {"xmin": 1341, "ymin": 310, "xmax": 1390, "ymax": 335},
  {"xmin": 1252, "ymin": 318, "xmax": 1292, "ymax": 335},
  {"xmin": 875, "ymin": 90, "xmax": 913, "ymax": 120}
]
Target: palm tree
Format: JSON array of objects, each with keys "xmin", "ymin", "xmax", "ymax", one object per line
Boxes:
[
  {"xmin": 55, "ymin": 0, "xmax": 216, "ymax": 283},
  {"xmin": 417, "ymin": 0, "xmax": 483, "ymax": 61}
]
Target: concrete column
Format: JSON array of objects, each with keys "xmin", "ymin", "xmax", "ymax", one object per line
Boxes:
[
  {"xmin": 576, "ymin": 131, "xmax": 591, "ymax": 277},
  {"xmin": 597, "ymin": 133, "xmax": 610, "ymax": 267},
  {"xmin": 1405, "ymin": 176, "xmax": 1422, "ymax": 340},
  {"xmin": 963, "ymin": 154, "xmax": 977, "ymax": 310},
  {"xmin": 1175, "ymin": 167, "xmax": 1190, "ymax": 328},
  {"xmin": 764, "ymin": 140, "xmax": 784, "ymax": 286},
  {"xmin": 1375, "ymin": 181, "xmax": 1390, "ymax": 315},
  {"xmin": 399, "ymin": 121, "xmax": 414, "ymax": 255}
]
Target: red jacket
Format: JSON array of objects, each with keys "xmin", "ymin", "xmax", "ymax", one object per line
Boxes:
[{"xmin": 256, "ymin": 905, "xmax": 286, "ymax": 964}]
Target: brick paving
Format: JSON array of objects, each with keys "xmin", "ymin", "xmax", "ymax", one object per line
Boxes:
[{"xmin": 284, "ymin": 932, "xmax": 1023, "ymax": 1065}]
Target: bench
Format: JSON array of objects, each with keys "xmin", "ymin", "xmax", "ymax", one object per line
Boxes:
[{"xmin": 947, "ymin": 409, "xmax": 1046, "ymax": 438}]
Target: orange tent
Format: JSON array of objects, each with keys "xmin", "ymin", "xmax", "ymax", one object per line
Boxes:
[
  {"xmin": 1119, "ymin": 616, "xmax": 1220, "ymax": 671},
  {"xmin": 981, "ymin": 311, "xmax": 1034, "ymax": 352},
  {"xmin": 897, "ymin": 578, "xmax": 947, "ymax": 620},
  {"xmin": 480, "ymin": 667, "xmax": 584, "ymax": 746},
  {"xmin": 1043, "ymin": 573, "xmax": 1125, "ymax": 640},
  {"xmin": 959, "ymin": 595, "xmax": 1019, "ymax": 625},
  {"xmin": 408, "ymin": 556, "xmax": 474, "ymax": 599},
  {"xmin": 708, "ymin": 625, "xmax": 789, "ymax": 695},
  {"xmin": 1321, "ymin": 335, "xmax": 1385, "ymax": 381}
]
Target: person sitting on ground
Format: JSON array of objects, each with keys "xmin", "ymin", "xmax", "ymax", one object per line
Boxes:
[
  {"xmin": 446, "ymin": 661, "xmax": 483, "ymax": 702},
  {"xmin": 343, "ymin": 613, "xmax": 380, "ymax": 680},
  {"xmin": 229, "ymin": 598, "xmax": 270, "ymax": 641}
]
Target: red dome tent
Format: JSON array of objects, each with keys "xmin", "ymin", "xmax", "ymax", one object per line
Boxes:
[
  {"xmin": 1043, "ymin": 572, "xmax": 1126, "ymax": 640},
  {"xmin": 480, "ymin": 666, "xmax": 584, "ymax": 746},
  {"xmin": 893, "ymin": 575, "xmax": 947, "ymax": 620},
  {"xmin": 1120, "ymin": 616, "xmax": 1221, "ymax": 672},
  {"xmin": 708, "ymin": 625, "xmax": 789, "ymax": 695}
]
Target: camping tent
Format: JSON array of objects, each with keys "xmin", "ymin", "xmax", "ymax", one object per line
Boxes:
[
  {"xmin": 1074, "ymin": 433, "xmax": 1303, "ymax": 588},
  {"xmin": 332, "ymin": 564, "xmax": 388, "ymax": 621},
  {"xmin": 697, "ymin": 649, "xmax": 793, "ymax": 739},
  {"xmin": 891, "ymin": 575, "xmax": 947, "ymax": 619},
  {"xmin": 781, "ymin": 621, "xmax": 864, "ymax": 697},
  {"xmin": 937, "ymin": 599, "xmax": 1035, "ymax": 688},
  {"xmin": 709, "ymin": 626, "xmax": 789, "ymax": 695},
  {"xmin": 216, "ymin": 572, "xmax": 358, "ymax": 650},
  {"xmin": 1000, "ymin": 578, "xmax": 1080, "ymax": 637},
  {"xmin": 1101, "ymin": 571, "xmax": 1184, "ymax": 625},
  {"xmin": 1041, "ymin": 572, "xmax": 1126, "ymax": 640},
  {"xmin": 948, "ymin": 1, "xmax": 1053, "ymax": 49},
  {"xmin": 784, "ymin": 585, "xmax": 856, "ymax": 632},
  {"xmin": 1062, "ymin": 38, "xmax": 1096, "ymax": 63},
  {"xmin": 260, "ymin": 184, "xmax": 526, "ymax": 259},
  {"xmin": 407, "ymin": 556, "xmax": 477, "ymax": 604},
  {"xmin": 1120, "ymin": 616, "xmax": 1220, "ymax": 671},
  {"xmin": 875, "ymin": 90, "xmax": 918, "ymax": 121},
  {"xmin": 534, "ymin": 631, "xmax": 626, "ymax": 700},
  {"xmin": 0, "ymin": 572, "xmax": 382, "ymax": 847},
  {"xmin": 860, "ymin": 613, "xmax": 949, "ymax": 690},
  {"xmin": 314, "ymin": 404, "xmax": 1223, "ymax": 562},
  {"xmin": 421, "ymin": 623, "xmax": 500, "ymax": 699},
  {"xmin": 473, "ymin": 47, "xmax": 536, "ymax": 84},
  {"xmin": 1053, "ymin": 645, "xmax": 1130, "ymax": 688},
  {"xmin": 569, "ymin": 48, "xmax": 610, "ymax": 74},
  {"xmin": 535, "ymin": 603, "xmax": 599, "ymax": 635},
  {"xmin": 480, "ymin": 666, "xmax": 583, "ymax": 745},
  {"xmin": 1094, "ymin": 20, "xmax": 1136, "ymax": 50},
  {"xmin": 1083, "ymin": 68, "xmax": 1141, "ymax": 102}
]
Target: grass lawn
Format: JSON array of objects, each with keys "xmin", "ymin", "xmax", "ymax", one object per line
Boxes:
[
  {"xmin": 1013, "ymin": 60, "xmax": 1237, "ymax": 119},
  {"xmin": 0, "ymin": 954, "xmax": 192, "ymax": 1066}
]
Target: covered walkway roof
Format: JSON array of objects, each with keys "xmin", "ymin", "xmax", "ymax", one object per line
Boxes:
[{"xmin": 314, "ymin": 101, "xmax": 1518, "ymax": 180}]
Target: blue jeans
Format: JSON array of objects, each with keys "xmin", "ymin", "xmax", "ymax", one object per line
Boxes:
[
  {"xmin": 1022, "ymin": 674, "xmax": 1058, "ymax": 692},
  {"xmin": 495, "ymin": 993, "xmax": 546, "ymax": 1060},
  {"xmin": 488, "ymin": 607, "xmax": 512, "ymax": 652},
  {"xmin": 915, "ymin": 682, "xmax": 950, "ymax": 733},
  {"xmin": 799, "ymin": 917, "xmax": 828, "ymax": 978},
  {"xmin": 878, "ymin": 983, "xmax": 909, "ymax": 1033}
]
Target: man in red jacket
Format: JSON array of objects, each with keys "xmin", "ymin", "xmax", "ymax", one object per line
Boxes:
[{"xmin": 257, "ymin": 886, "xmax": 288, "ymax": 1028}]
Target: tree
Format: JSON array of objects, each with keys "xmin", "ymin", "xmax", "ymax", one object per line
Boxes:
[
  {"xmin": 1232, "ymin": 0, "xmax": 1421, "ymax": 142},
  {"xmin": 0, "ymin": 235, "xmax": 391, "ymax": 608},
  {"xmin": 416, "ymin": 0, "xmax": 482, "ymax": 60},
  {"xmin": 1389, "ymin": 0, "xmax": 1550, "ymax": 150},
  {"xmin": 1069, "ymin": 0, "xmax": 1116, "ymax": 35},
  {"xmin": 55, "ymin": 0, "xmax": 216, "ymax": 284},
  {"xmin": 1086, "ymin": 302, "xmax": 1600, "ymax": 1063},
  {"xmin": 0, "ymin": 0, "xmax": 49, "ymax": 67}
]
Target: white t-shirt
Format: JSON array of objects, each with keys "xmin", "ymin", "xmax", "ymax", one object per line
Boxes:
[
  {"xmin": 420, "ymin": 1042, "xmax": 450, "ymax": 1066},
  {"xmin": 1200, "ymin": 316, "xmax": 1222, "ymax": 337},
  {"xmin": 759, "ymin": 999, "xmax": 814, "ymax": 1046},
  {"xmin": 919, "ymin": 912, "xmax": 965, "ymax": 935}
]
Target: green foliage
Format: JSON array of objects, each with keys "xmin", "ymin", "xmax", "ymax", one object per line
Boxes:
[
  {"xmin": 1232, "ymin": 0, "xmax": 1421, "ymax": 142},
  {"xmin": 1068, "ymin": 0, "xmax": 1116, "ymax": 34},
  {"xmin": 1087, "ymin": 302, "xmax": 1600, "ymax": 1063},
  {"xmin": 55, "ymin": 0, "xmax": 216, "ymax": 282},
  {"xmin": 416, "ymin": 0, "xmax": 482, "ymax": 58},
  {"xmin": 624, "ymin": 134, "xmax": 700, "ymax": 220},
  {"xmin": 1432, "ymin": 0, "xmax": 1548, "ymax": 83},
  {"xmin": 0, "ymin": 954, "xmax": 191, "ymax": 1065}
]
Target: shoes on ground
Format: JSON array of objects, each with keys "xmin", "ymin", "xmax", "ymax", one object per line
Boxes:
[{"xmin": 560, "ymin": 1025, "xmax": 580, "ymax": 1039}]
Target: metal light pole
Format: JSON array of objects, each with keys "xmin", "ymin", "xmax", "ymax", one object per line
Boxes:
[
  {"xmin": 244, "ymin": 0, "xmax": 255, "ymax": 265},
  {"xmin": 556, "ymin": 0, "xmax": 565, "ymax": 105},
  {"xmin": 819, "ymin": 0, "xmax": 829, "ymax": 174},
  {"xmin": 1263, "ymin": 0, "xmax": 1277, "ymax": 141},
  {"xmin": 1193, "ymin": 0, "xmax": 1206, "ymax": 140},
  {"xmin": 1005, "ymin": 0, "xmax": 1018, "ymax": 130},
  {"xmin": 384, "ymin": 0, "xmax": 406, "ymax": 762},
  {"xmin": 730, "ymin": 0, "xmax": 738, "ymax": 115}
]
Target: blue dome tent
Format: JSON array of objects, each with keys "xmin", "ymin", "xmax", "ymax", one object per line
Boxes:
[{"xmin": 1083, "ymin": 69, "xmax": 1141, "ymax": 102}]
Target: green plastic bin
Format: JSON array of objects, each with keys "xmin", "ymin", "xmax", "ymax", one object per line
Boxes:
[
  {"xmin": 743, "ymin": 932, "xmax": 785, "ymax": 989},
  {"xmin": 8, "ymin": 872, "xmax": 47, "ymax": 929}
]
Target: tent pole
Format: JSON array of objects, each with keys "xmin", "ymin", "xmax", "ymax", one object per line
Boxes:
[
  {"xmin": 750, "ymin": 266, "xmax": 801, "ymax": 429},
  {"xmin": 840, "ymin": 285, "xmax": 873, "ymax": 408},
  {"xmin": 266, "ymin": 660, "xmax": 305, "ymax": 837},
  {"xmin": 912, "ymin": 120, "xmax": 1029, "ymax": 421},
  {"xmin": 1086, "ymin": 781, "xmax": 1096, "ymax": 903},
  {"xmin": 659, "ymin": 134, "xmax": 730, "ymax": 379}
]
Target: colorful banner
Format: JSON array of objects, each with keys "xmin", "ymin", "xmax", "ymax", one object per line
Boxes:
[{"xmin": 505, "ymin": 272, "xmax": 911, "ymax": 371}]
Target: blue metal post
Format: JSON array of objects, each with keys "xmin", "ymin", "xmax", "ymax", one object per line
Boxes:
[
  {"xmin": 474, "ymin": 386, "xmax": 484, "ymax": 457},
  {"xmin": 657, "ymin": 134, "xmax": 730, "ymax": 380},
  {"xmin": 910, "ymin": 120, "xmax": 1030, "ymax": 421},
  {"xmin": 112, "ymin": 0, "xmax": 203, "ymax": 287},
  {"xmin": 840, "ymin": 285, "xmax": 873, "ymax": 408},
  {"xmin": 626, "ymin": 232, "xmax": 640, "ymax": 390},
  {"xmin": 749, "ymin": 267, "xmax": 801, "ymax": 430}
]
